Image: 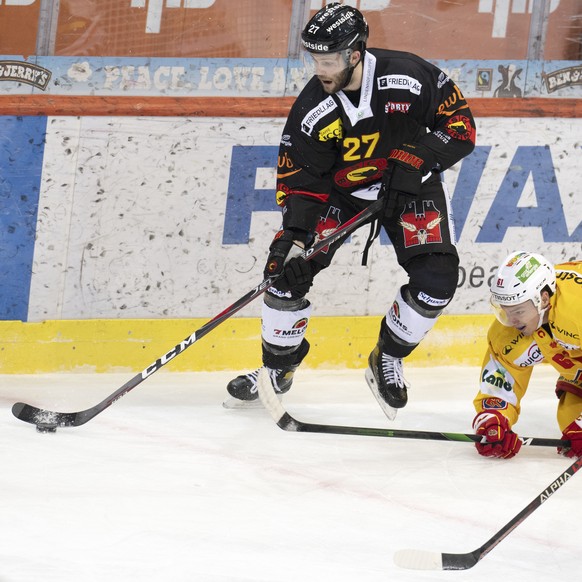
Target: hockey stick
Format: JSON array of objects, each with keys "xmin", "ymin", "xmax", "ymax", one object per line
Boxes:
[
  {"xmin": 393, "ymin": 454, "xmax": 582, "ymax": 570},
  {"xmin": 12, "ymin": 198, "xmax": 384, "ymax": 430},
  {"xmin": 256, "ymin": 368, "xmax": 567, "ymax": 448}
]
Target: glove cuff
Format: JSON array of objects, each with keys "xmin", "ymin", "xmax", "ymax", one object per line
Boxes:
[
  {"xmin": 564, "ymin": 414, "xmax": 582, "ymax": 435},
  {"xmin": 388, "ymin": 143, "xmax": 439, "ymax": 174},
  {"xmin": 286, "ymin": 227, "xmax": 310, "ymax": 245},
  {"xmin": 473, "ymin": 410, "xmax": 511, "ymax": 433},
  {"xmin": 386, "ymin": 143, "xmax": 439, "ymax": 195}
]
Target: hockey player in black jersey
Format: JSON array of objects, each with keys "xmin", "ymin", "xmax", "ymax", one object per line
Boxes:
[{"xmin": 224, "ymin": 3, "xmax": 476, "ymax": 419}]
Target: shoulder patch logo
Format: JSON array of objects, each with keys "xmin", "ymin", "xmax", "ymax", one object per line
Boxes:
[
  {"xmin": 319, "ymin": 118, "xmax": 343, "ymax": 141},
  {"xmin": 482, "ymin": 397, "xmax": 508, "ymax": 410},
  {"xmin": 301, "ymin": 96, "xmax": 337, "ymax": 136},
  {"xmin": 445, "ymin": 114, "xmax": 476, "ymax": 142}
]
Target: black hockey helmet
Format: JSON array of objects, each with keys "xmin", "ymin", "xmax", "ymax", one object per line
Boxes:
[{"xmin": 301, "ymin": 3, "xmax": 369, "ymax": 54}]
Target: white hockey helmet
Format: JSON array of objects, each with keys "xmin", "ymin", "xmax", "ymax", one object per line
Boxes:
[{"xmin": 490, "ymin": 251, "xmax": 555, "ymax": 325}]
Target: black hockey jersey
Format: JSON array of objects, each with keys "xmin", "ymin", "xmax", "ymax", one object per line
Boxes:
[{"xmin": 276, "ymin": 48, "xmax": 476, "ymax": 233}]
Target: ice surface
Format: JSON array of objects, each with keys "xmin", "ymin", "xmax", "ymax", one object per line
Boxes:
[{"xmin": 0, "ymin": 366, "xmax": 578, "ymax": 581}]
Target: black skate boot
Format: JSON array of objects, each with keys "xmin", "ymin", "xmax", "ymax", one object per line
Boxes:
[
  {"xmin": 223, "ymin": 339, "xmax": 309, "ymax": 409},
  {"xmin": 365, "ymin": 320, "xmax": 411, "ymax": 420}
]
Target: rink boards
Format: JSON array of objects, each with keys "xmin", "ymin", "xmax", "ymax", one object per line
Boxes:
[
  {"xmin": 0, "ymin": 314, "xmax": 491, "ymax": 373},
  {"xmin": 0, "ymin": 114, "xmax": 580, "ymax": 371}
]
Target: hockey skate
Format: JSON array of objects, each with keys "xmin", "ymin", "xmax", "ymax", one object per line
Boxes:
[
  {"xmin": 365, "ymin": 344, "xmax": 409, "ymax": 421},
  {"xmin": 222, "ymin": 366, "xmax": 296, "ymax": 409},
  {"xmin": 223, "ymin": 338, "xmax": 309, "ymax": 409}
]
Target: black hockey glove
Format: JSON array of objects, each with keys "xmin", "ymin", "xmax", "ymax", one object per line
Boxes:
[
  {"xmin": 264, "ymin": 229, "xmax": 312, "ymax": 294},
  {"xmin": 380, "ymin": 143, "xmax": 439, "ymax": 218}
]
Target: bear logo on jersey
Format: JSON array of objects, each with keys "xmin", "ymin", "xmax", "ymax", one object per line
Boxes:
[
  {"xmin": 445, "ymin": 114, "xmax": 476, "ymax": 142},
  {"xmin": 398, "ymin": 200, "xmax": 443, "ymax": 247}
]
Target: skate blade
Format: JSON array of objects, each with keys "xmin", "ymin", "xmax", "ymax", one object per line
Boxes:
[
  {"xmin": 222, "ymin": 394, "xmax": 282, "ymax": 410},
  {"xmin": 364, "ymin": 368, "xmax": 399, "ymax": 421}
]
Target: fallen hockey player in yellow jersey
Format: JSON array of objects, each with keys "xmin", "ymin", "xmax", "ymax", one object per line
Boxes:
[{"xmin": 472, "ymin": 251, "xmax": 582, "ymax": 459}]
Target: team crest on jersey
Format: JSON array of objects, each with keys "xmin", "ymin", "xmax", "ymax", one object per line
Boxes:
[
  {"xmin": 334, "ymin": 158, "xmax": 387, "ymax": 188},
  {"xmin": 399, "ymin": 200, "xmax": 444, "ymax": 248},
  {"xmin": 314, "ymin": 206, "xmax": 341, "ymax": 254},
  {"xmin": 445, "ymin": 114, "xmax": 476, "ymax": 142},
  {"xmin": 482, "ymin": 397, "xmax": 508, "ymax": 410}
]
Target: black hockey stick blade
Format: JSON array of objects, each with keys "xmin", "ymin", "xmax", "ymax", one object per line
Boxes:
[
  {"xmin": 11, "ymin": 403, "xmax": 77, "ymax": 427},
  {"xmin": 394, "ymin": 455, "xmax": 582, "ymax": 570},
  {"xmin": 12, "ymin": 200, "xmax": 382, "ymax": 429},
  {"xmin": 256, "ymin": 369, "xmax": 566, "ymax": 448},
  {"xmin": 11, "ymin": 281, "xmax": 275, "ymax": 428}
]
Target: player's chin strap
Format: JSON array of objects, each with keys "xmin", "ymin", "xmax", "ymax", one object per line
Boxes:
[
  {"xmin": 338, "ymin": 48, "xmax": 364, "ymax": 91},
  {"xmin": 537, "ymin": 304, "xmax": 550, "ymax": 329}
]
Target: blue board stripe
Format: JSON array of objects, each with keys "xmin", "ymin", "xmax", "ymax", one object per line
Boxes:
[{"xmin": 0, "ymin": 115, "xmax": 47, "ymax": 321}]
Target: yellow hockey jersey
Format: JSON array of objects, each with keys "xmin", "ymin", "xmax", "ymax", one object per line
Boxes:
[{"xmin": 473, "ymin": 261, "xmax": 582, "ymax": 432}]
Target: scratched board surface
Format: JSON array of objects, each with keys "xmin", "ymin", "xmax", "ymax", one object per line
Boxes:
[{"xmin": 4, "ymin": 115, "xmax": 574, "ymax": 322}]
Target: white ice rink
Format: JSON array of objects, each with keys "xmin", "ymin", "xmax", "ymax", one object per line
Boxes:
[{"xmin": 1, "ymin": 365, "xmax": 578, "ymax": 582}]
